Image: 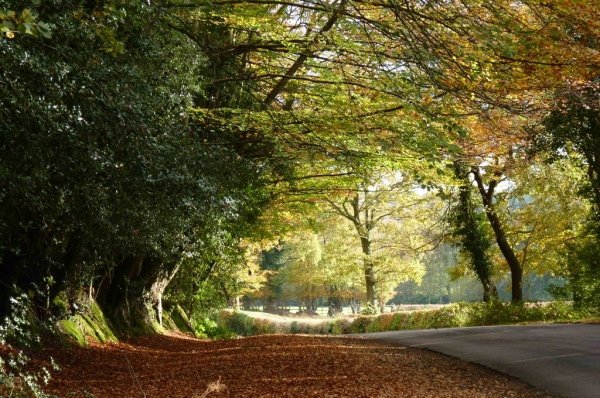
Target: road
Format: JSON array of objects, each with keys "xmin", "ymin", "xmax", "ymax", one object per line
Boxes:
[{"xmin": 359, "ymin": 324, "xmax": 600, "ymax": 398}]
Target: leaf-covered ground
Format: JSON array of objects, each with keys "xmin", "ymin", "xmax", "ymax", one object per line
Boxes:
[{"xmin": 41, "ymin": 333, "xmax": 552, "ymax": 397}]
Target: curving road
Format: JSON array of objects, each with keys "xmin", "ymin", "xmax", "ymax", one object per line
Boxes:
[{"xmin": 358, "ymin": 324, "xmax": 600, "ymax": 398}]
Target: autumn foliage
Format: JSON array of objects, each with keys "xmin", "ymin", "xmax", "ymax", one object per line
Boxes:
[{"xmin": 39, "ymin": 333, "xmax": 550, "ymax": 398}]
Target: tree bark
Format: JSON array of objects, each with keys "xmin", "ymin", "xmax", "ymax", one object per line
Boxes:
[
  {"xmin": 97, "ymin": 256, "xmax": 181, "ymax": 331},
  {"xmin": 472, "ymin": 167, "xmax": 523, "ymax": 302},
  {"xmin": 360, "ymin": 236, "xmax": 377, "ymax": 308},
  {"xmin": 327, "ymin": 285, "xmax": 342, "ymax": 316},
  {"xmin": 147, "ymin": 262, "xmax": 181, "ymax": 328},
  {"xmin": 327, "ymin": 191, "xmax": 379, "ymax": 311},
  {"xmin": 453, "ymin": 162, "xmax": 498, "ymax": 302}
]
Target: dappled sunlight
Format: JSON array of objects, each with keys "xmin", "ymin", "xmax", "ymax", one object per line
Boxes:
[{"xmin": 2, "ymin": 1, "xmax": 599, "ymax": 396}]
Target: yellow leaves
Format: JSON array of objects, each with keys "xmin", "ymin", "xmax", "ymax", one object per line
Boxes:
[
  {"xmin": 238, "ymin": 239, "xmax": 278, "ymax": 294},
  {"xmin": 421, "ymin": 94, "xmax": 433, "ymax": 106},
  {"xmin": 500, "ymin": 159, "xmax": 591, "ymax": 275}
]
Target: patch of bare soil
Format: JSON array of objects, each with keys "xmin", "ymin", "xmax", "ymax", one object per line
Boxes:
[{"xmin": 41, "ymin": 333, "xmax": 552, "ymax": 397}]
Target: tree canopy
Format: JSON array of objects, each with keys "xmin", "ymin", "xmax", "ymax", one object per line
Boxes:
[{"xmin": 1, "ymin": 0, "xmax": 599, "ymax": 328}]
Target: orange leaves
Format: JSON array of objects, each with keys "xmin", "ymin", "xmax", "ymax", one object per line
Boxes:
[
  {"xmin": 458, "ymin": 109, "xmax": 528, "ymax": 166},
  {"xmin": 40, "ymin": 334, "xmax": 551, "ymax": 398}
]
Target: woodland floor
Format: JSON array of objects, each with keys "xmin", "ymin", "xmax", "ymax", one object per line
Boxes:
[{"xmin": 38, "ymin": 333, "xmax": 553, "ymax": 398}]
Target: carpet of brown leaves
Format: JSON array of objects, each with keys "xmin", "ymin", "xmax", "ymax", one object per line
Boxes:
[{"xmin": 40, "ymin": 333, "xmax": 552, "ymax": 397}]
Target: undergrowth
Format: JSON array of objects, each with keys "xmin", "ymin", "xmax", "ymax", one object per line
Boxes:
[
  {"xmin": 0, "ymin": 294, "xmax": 58, "ymax": 398},
  {"xmin": 215, "ymin": 301, "xmax": 596, "ymax": 337}
]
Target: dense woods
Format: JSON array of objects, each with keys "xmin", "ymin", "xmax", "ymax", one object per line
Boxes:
[{"xmin": 1, "ymin": 0, "xmax": 599, "ymax": 342}]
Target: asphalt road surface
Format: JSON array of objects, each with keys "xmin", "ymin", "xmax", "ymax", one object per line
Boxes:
[{"xmin": 359, "ymin": 324, "xmax": 600, "ymax": 398}]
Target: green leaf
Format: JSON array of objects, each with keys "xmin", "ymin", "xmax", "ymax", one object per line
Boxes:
[
  {"xmin": 1, "ymin": 20, "xmax": 14, "ymax": 31},
  {"xmin": 37, "ymin": 23, "xmax": 52, "ymax": 39},
  {"xmin": 17, "ymin": 23, "xmax": 32, "ymax": 35}
]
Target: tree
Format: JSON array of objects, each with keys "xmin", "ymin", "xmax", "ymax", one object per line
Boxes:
[
  {"xmin": 470, "ymin": 162, "xmax": 524, "ymax": 302},
  {"xmin": 449, "ymin": 161, "xmax": 498, "ymax": 302},
  {"xmin": 454, "ymin": 115, "xmax": 590, "ymax": 302},
  {"xmin": 247, "ymin": 212, "xmax": 363, "ymax": 314},
  {"xmin": 541, "ymin": 80, "xmax": 600, "ymax": 218},
  {"xmin": 277, "ymin": 234, "xmax": 325, "ymax": 312},
  {"xmin": 534, "ymin": 80, "xmax": 600, "ymax": 307},
  {"xmin": 316, "ymin": 213, "xmax": 364, "ymax": 315},
  {"xmin": 326, "ymin": 173, "xmax": 432, "ymax": 311},
  {"xmin": 499, "ymin": 159, "xmax": 590, "ymax": 277},
  {"xmin": 0, "ymin": 1, "xmax": 277, "ymax": 328}
]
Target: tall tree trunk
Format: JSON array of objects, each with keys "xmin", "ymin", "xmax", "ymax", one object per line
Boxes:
[
  {"xmin": 484, "ymin": 209, "xmax": 522, "ymax": 301},
  {"xmin": 472, "ymin": 167, "xmax": 523, "ymax": 302},
  {"xmin": 54, "ymin": 233, "xmax": 83, "ymax": 302},
  {"xmin": 96, "ymin": 256, "xmax": 144, "ymax": 327},
  {"xmin": 360, "ymin": 236, "xmax": 377, "ymax": 308},
  {"xmin": 327, "ymin": 285, "xmax": 342, "ymax": 316},
  {"xmin": 452, "ymin": 162, "xmax": 498, "ymax": 302},
  {"xmin": 482, "ymin": 281, "xmax": 498, "ymax": 302},
  {"xmin": 327, "ymin": 190, "xmax": 379, "ymax": 311},
  {"xmin": 349, "ymin": 298, "xmax": 359, "ymax": 314}
]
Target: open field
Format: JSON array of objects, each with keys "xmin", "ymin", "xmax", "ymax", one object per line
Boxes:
[{"xmin": 243, "ymin": 304, "xmax": 451, "ymax": 317}]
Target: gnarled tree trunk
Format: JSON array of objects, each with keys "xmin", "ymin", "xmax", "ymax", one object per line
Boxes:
[{"xmin": 97, "ymin": 256, "xmax": 181, "ymax": 332}]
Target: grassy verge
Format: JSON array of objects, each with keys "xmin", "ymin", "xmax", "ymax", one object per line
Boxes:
[{"xmin": 216, "ymin": 301, "xmax": 599, "ymax": 337}]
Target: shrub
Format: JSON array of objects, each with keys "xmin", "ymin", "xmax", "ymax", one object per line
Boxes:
[
  {"xmin": 253, "ymin": 318, "xmax": 277, "ymax": 335},
  {"xmin": 192, "ymin": 315, "xmax": 235, "ymax": 339},
  {"xmin": 330, "ymin": 319, "xmax": 351, "ymax": 335},
  {"xmin": 390, "ymin": 312, "xmax": 409, "ymax": 330},
  {"xmin": 290, "ymin": 321, "xmax": 300, "ymax": 334},
  {"xmin": 541, "ymin": 301, "xmax": 577, "ymax": 320},
  {"xmin": 360, "ymin": 304, "xmax": 377, "ymax": 315},
  {"xmin": 410, "ymin": 311, "xmax": 424, "ymax": 329},
  {"xmin": 458, "ymin": 301, "xmax": 588, "ymax": 326},
  {"xmin": 365, "ymin": 314, "xmax": 394, "ymax": 333},
  {"xmin": 350, "ymin": 316, "xmax": 373, "ymax": 333},
  {"xmin": 1, "ymin": 294, "xmax": 58, "ymax": 398},
  {"xmin": 212, "ymin": 301, "xmax": 594, "ymax": 338},
  {"xmin": 313, "ymin": 322, "xmax": 333, "ymax": 335},
  {"xmin": 216, "ymin": 311, "xmax": 280, "ymax": 337},
  {"xmin": 348, "ymin": 301, "xmax": 593, "ymax": 334},
  {"xmin": 431, "ymin": 305, "xmax": 464, "ymax": 328},
  {"xmin": 218, "ymin": 311, "xmax": 251, "ymax": 336},
  {"xmin": 376, "ymin": 314, "xmax": 394, "ymax": 331}
]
